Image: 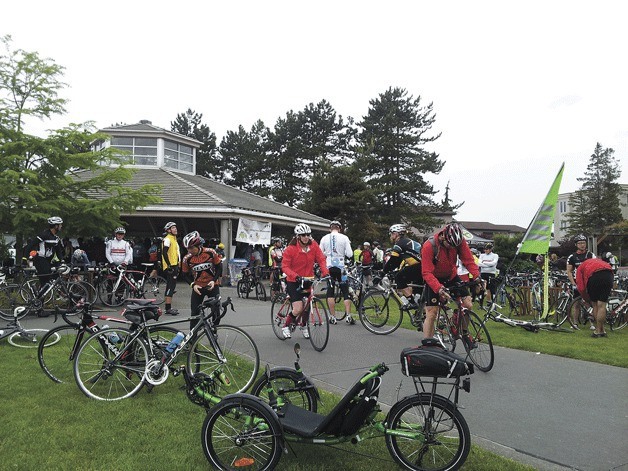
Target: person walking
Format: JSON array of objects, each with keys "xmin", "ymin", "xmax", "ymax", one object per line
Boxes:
[
  {"xmin": 162, "ymin": 222, "xmax": 181, "ymax": 315},
  {"xmin": 319, "ymin": 221, "xmax": 354, "ymax": 324}
]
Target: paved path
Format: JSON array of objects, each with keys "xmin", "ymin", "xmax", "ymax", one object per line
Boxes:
[{"xmin": 20, "ymin": 285, "xmax": 628, "ymax": 471}]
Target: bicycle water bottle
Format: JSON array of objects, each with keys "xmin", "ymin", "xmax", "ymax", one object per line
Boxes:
[
  {"xmin": 165, "ymin": 332, "xmax": 185, "ymax": 356},
  {"xmin": 102, "ymin": 324, "xmax": 121, "ymax": 343}
]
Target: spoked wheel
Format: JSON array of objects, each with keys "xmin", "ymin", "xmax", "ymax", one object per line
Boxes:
[
  {"xmin": 0, "ymin": 285, "xmax": 28, "ymax": 321},
  {"xmin": 610, "ymin": 303, "xmax": 627, "ymax": 331},
  {"xmin": 255, "ymin": 282, "xmax": 267, "ymax": 302},
  {"xmin": 74, "ymin": 327, "xmax": 147, "ymax": 401},
  {"xmin": 250, "ymin": 368, "xmax": 318, "ymax": 412},
  {"xmin": 386, "ymin": 393, "xmax": 471, "ymax": 471},
  {"xmin": 270, "ymin": 295, "xmax": 291, "ymax": 340},
  {"xmin": 143, "ymin": 276, "xmax": 167, "ymax": 304},
  {"xmin": 434, "ymin": 308, "xmax": 456, "ymax": 352},
  {"xmin": 462, "ymin": 311, "xmax": 494, "ymax": 372},
  {"xmin": 187, "ymin": 325, "xmax": 260, "ymax": 395},
  {"xmin": 98, "ymin": 278, "xmax": 130, "ymax": 307},
  {"xmin": 359, "ymin": 290, "xmax": 403, "ymax": 335},
  {"xmin": 201, "ymin": 395, "xmax": 283, "ymax": 471},
  {"xmin": 237, "ymin": 279, "xmax": 249, "ymax": 299},
  {"xmin": 9, "ymin": 329, "xmax": 60, "ymax": 348},
  {"xmin": 552, "ymin": 294, "xmax": 572, "ymax": 326},
  {"xmin": 307, "ymin": 298, "xmax": 329, "ymax": 352},
  {"xmin": 38, "ymin": 324, "xmax": 83, "ymax": 383},
  {"xmin": 54, "ymin": 281, "xmax": 89, "ymax": 312}
]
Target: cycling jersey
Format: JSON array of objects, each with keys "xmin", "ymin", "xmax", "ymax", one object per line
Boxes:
[
  {"xmin": 567, "ymin": 251, "xmax": 595, "ymax": 277},
  {"xmin": 282, "ymin": 240, "xmax": 329, "ymax": 282},
  {"xmin": 319, "ymin": 231, "xmax": 353, "ymax": 269},
  {"xmin": 162, "ymin": 233, "xmax": 180, "ymax": 269},
  {"xmin": 479, "ymin": 252, "xmax": 499, "ymax": 274},
  {"xmin": 421, "ymin": 233, "xmax": 479, "ymax": 293},
  {"xmin": 270, "ymin": 246, "xmax": 284, "ymax": 268},
  {"xmin": 182, "ymin": 247, "xmax": 222, "ymax": 288},
  {"xmin": 383, "ymin": 236, "xmax": 421, "ymax": 272},
  {"xmin": 105, "ymin": 238, "xmax": 133, "ymax": 265},
  {"xmin": 28, "ymin": 229, "xmax": 64, "ymax": 262}
]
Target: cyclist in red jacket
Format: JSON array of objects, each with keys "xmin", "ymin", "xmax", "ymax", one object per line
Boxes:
[
  {"xmin": 280, "ymin": 223, "xmax": 329, "ymax": 339},
  {"xmin": 575, "ymin": 257, "xmax": 614, "ymax": 338}
]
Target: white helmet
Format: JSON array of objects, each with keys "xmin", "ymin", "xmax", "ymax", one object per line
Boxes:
[
  {"xmin": 363, "ymin": 242, "xmax": 371, "ymax": 246},
  {"xmin": 294, "ymin": 223, "xmax": 312, "ymax": 235},
  {"xmin": 389, "ymin": 224, "xmax": 406, "ymax": 234},
  {"xmin": 183, "ymin": 231, "xmax": 203, "ymax": 248},
  {"xmin": 47, "ymin": 216, "xmax": 63, "ymax": 225},
  {"xmin": 164, "ymin": 221, "xmax": 176, "ymax": 231},
  {"xmin": 114, "ymin": 227, "xmax": 126, "ymax": 234}
]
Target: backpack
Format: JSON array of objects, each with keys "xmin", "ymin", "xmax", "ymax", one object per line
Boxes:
[
  {"xmin": 148, "ymin": 238, "xmax": 162, "ymax": 263},
  {"xmin": 361, "ymin": 249, "xmax": 373, "ymax": 265}
]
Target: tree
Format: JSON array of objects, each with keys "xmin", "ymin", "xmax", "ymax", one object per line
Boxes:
[
  {"xmin": 0, "ymin": 36, "xmax": 161, "ymax": 257},
  {"xmin": 356, "ymin": 87, "xmax": 445, "ymax": 232},
  {"xmin": 565, "ymin": 143, "xmax": 624, "ymax": 239},
  {"xmin": 171, "ymin": 109, "xmax": 217, "ymax": 178}
]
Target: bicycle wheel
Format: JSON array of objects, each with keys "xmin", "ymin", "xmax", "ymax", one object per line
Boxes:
[
  {"xmin": 76, "ymin": 280, "xmax": 98, "ymax": 304},
  {"xmin": 53, "ymin": 281, "xmax": 89, "ymax": 312},
  {"xmin": 97, "ymin": 277, "xmax": 130, "ymax": 307},
  {"xmin": 552, "ymin": 293, "xmax": 572, "ymax": 326},
  {"xmin": 308, "ymin": 298, "xmax": 329, "ymax": 352},
  {"xmin": 270, "ymin": 295, "xmax": 291, "ymax": 340},
  {"xmin": 145, "ymin": 325, "xmax": 186, "ymax": 366},
  {"xmin": 359, "ymin": 290, "xmax": 403, "ymax": 335},
  {"xmin": 8, "ymin": 328, "xmax": 59, "ymax": 348},
  {"xmin": 610, "ymin": 303, "xmax": 627, "ymax": 331},
  {"xmin": 0, "ymin": 285, "xmax": 28, "ymax": 321},
  {"xmin": 236, "ymin": 279, "xmax": 248, "ymax": 299},
  {"xmin": 21, "ymin": 278, "xmax": 54, "ymax": 306},
  {"xmin": 462, "ymin": 311, "xmax": 494, "ymax": 372},
  {"xmin": 74, "ymin": 327, "xmax": 147, "ymax": 401},
  {"xmin": 567, "ymin": 297, "xmax": 590, "ymax": 326},
  {"xmin": 435, "ymin": 308, "xmax": 457, "ymax": 352},
  {"xmin": 386, "ymin": 393, "xmax": 471, "ymax": 471},
  {"xmin": 250, "ymin": 368, "xmax": 318, "ymax": 412},
  {"xmin": 255, "ymin": 281, "xmax": 267, "ymax": 302},
  {"xmin": 143, "ymin": 276, "xmax": 167, "ymax": 304},
  {"xmin": 201, "ymin": 395, "xmax": 283, "ymax": 471},
  {"xmin": 38, "ymin": 324, "xmax": 84, "ymax": 383},
  {"xmin": 187, "ymin": 325, "xmax": 260, "ymax": 395}
]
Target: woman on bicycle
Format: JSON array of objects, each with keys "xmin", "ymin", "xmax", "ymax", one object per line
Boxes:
[
  {"xmin": 281, "ymin": 223, "xmax": 329, "ymax": 339},
  {"xmin": 181, "ymin": 231, "xmax": 223, "ymax": 329}
]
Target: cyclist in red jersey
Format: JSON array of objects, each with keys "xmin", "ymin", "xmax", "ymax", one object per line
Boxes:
[
  {"xmin": 421, "ymin": 223, "xmax": 481, "ymax": 339},
  {"xmin": 181, "ymin": 231, "xmax": 223, "ymax": 329},
  {"xmin": 280, "ymin": 223, "xmax": 329, "ymax": 339}
]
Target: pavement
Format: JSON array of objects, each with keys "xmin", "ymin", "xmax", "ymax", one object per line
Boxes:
[{"xmin": 17, "ymin": 282, "xmax": 628, "ymax": 471}]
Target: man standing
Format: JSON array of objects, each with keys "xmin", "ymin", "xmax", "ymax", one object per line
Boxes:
[
  {"xmin": 478, "ymin": 242, "xmax": 499, "ymax": 307},
  {"xmin": 162, "ymin": 222, "xmax": 181, "ymax": 315},
  {"xmin": 105, "ymin": 227, "xmax": 133, "ymax": 267},
  {"xmin": 566, "ymin": 234, "xmax": 595, "ymax": 329},
  {"xmin": 319, "ymin": 220, "xmax": 354, "ymax": 324},
  {"xmin": 372, "ymin": 240, "xmax": 384, "ymax": 270}
]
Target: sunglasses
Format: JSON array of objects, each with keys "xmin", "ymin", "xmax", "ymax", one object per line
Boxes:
[{"xmin": 299, "ymin": 234, "xmax": 312, "ymax": 237}]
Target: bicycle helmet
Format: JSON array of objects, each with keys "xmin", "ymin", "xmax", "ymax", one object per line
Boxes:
[
  {"xmin": 294, "ymin": 223, "xmax": 312, "ymax": 235},
  {"xmin": 484, "ymin": 242, "xmax": 494, "ymax": 250},
  {"xmin": 114, "ymin": 227, "xmax": 126, "ymax": 234},
  {"xmin": 73, "ymin": 248, "xmax": 85, "ymax": 257},
  {"xmin": 389, "ymin": 224, "xmax": 406, "ymax": 234},
  {"xmin": 47, "ymin": 216, "xmax": 63, "ymax": 225},
  {"xmin": 363, "ymin": 241, "xmax": 371, "ymax": 246},
  {"xmin": 605, "ymin": 252, "xmax": 612, "ymax": 259},
  {"xmin": 164, "ymin": 221, "xmax": 177, "ymax": 231},
  {"xmin": 183, "ymin": 231, "xmax": 203, "ymax": 248},
  {"xmin": 574, "ymin": 234, "xmax": 587, "ymax": 243},
  {"xmin": 443, "ymin": 223, "xmax": 463, "ymax": 247},
  {"xmin": 330, "ymin": 220, "xmax": 342, "ymax": 229},
  {"xmin": 373, "ymin": 240, "xmax": 380, "ymax": 246}
]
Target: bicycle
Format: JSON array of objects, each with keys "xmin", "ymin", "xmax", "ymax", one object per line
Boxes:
[
  {"xmin": 201, "ymin": 339, "xmax": 475, "ymax": 471},
  {"xmin": 0, "ymin": 265, "xmax": 88, "ymax": 321},
  {"xmin": 270, "ymin": 277, "xmax": 330, "ymax": 351},
  {"xmin": 236, "ymin": 266, "xmax": 267, "ymax": 301},
  {"xmin": 432, "ymin": 280, "xmax": 495, "ymax": 372},
  {"xmin": 327, "ymin": 264, "xmax": 376, "ymax": 324},
  {"xmin": 358, "ymin": 273, "xmax": 425, "ymax": 335},
  {"xmin": 607, "ymin": 289, "xmax": 627, "ymax": 331},
  {"xmin": 38, "ymin": 299, "xmax": 180, "ymax": 384},
  {"xmin": 0, "ymin": 306, "xmax": 61, "ymax": 348},
  {"xmin": 269, "ymin": 267, "xmax": 286, "ymax": 303},
  {"xmin": 96, "ymin": 263, "xmax": 167, "ymax": 307},
  {"xmin": 73, "ymin": 296, "xmax": 259, "ymax": 401}
]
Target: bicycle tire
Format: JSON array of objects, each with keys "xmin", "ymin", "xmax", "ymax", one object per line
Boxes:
[
  {"xmin": 255, "ymin": 281, "xmax": 267, "ymax": 302},
  {"xmin": 568, "ymin": 297, "xmax": 590, "ymax": 326},
  {"xmin": 76, "ymin": 280, "xmax": 98, "ymax": 304},
  {"xmin": 187, "ymin": 325, "xmax": 260, "ymax": 395},
  {"xmin": 74, "ymin": 327, "xmax": 147, "ymax": 401},
  {"xmin": 53, "ymin": 281, "xmax": 89, "ymax": 312},
  {"xmin": 610, "ymin": 303, "xmax": 627, "ymax": 331},
  {"xmin": 552, "ymin": 293, "xmax": 572, "ymax": 326},
  {"xmin": 435, "ymin": 308, "xmax": 457, "ymax": 352},
  {"xmin": 250, "ymin": 368, "xmax": 318, "ymax": 412},
  {"xmin": 38, "ymin": 324, "xmax": 84, "ymax": 383},
  {"xmin": 97, "ymin": 276, "xmax": 130, "ymax": 307},
  {"xmin": 201, "ymin": 395, "xmax": 283, "ymax": 471},
  {"xmin": 270, "ymin": 295, "xmax": 291, "ymax": 340},
  {"xmin": 142, "ymin": 276, "xmax": 167, "ymax": 304},
  {"xmin": 236, "ymin": 279, "xmax": 248, "ymax": 299},
  {"xmin": 0, "ymin": 285, "xmax": 28, "ymax": 321},
  {"xmin": 359, "ymin": 290, "xmax": 403, "ymax": 335},
  {"xmin": 308, "ymin": 298, "xmax": 329, "ymax": 352},
  {"xmin": 386, "ymin": 393, "xmax": 471, "ymax": 471},
  {"xmin": 462, "ymin": 311, "xmax": 494, "ymax": 372},
  {"xmin": 8, "ymin": 328, "xmax": 60, "ymax": 348}
]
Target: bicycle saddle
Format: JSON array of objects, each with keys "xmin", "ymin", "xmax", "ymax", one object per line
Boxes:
[{"xmin": 125, "ymin": 299, "xmax": 157, "ymax": 306}]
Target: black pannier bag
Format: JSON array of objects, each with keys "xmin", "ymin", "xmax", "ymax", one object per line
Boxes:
[{"xmin": 400, "ymin": 344, "xmax": 474, "ymax": 378}]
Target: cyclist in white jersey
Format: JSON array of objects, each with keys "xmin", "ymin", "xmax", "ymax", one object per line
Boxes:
[
  {"xmin": 105, "ymin": 227, "xmax": 133, "ymax": 266},
  {"xmin": 319, "ymin": 220, "xmax": 355, "ymax": 324}
]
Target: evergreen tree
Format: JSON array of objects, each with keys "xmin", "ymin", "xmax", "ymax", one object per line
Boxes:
[
  {"xmin": 566, "ymin": 143, "xmax": 624, "ymax": 237},
  {"xmin": 170, "ymin": 108, "xmax": 217, "ymax": 178},
  {"xmin": 356, "ymin": 87, "xmax": 445, "ymax": 232}
]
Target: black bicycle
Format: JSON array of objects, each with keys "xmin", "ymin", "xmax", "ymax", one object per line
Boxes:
[{"xmin": 237, "ymin": 266, "xmax": 267, "ymax": 301}]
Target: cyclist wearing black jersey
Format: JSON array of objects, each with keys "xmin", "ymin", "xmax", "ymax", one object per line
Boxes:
[
  {"xmin": 566, "ymin": 234, "xmax": 595, "ymax": 329},
  {"xmin": 27, "ymin": 216, "xmax": 65, "ymax": 307},
  {"xmin": 383, "ymin": 224, "xmax": 423, "ymax": 308}
]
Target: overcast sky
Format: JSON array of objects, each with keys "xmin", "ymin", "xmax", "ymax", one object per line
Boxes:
[{"xmin": 2, "ymin": 1, "xmax": 626, "ymax": 228}]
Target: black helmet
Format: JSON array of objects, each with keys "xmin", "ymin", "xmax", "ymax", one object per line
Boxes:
[{"xmin": 574, "ymin": 234, "xmax": 587, "ymax": 243}]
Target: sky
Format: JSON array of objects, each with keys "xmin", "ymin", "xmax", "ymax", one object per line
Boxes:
[{"xmin": 1, "ymin": 0, "xmax": 626, "ymax": 228}]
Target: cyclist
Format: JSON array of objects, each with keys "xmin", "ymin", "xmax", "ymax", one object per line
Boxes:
[
  {"xmin": 319, "ymin": 220, "xmax": 354, "ymax": 324},
  {"xmin": 421, "ymin": 223, "xmax": 481, "ymax": 340},
  {"xmin": 566, "ymin": 234, "xmax": 595, "ymax": 329},
  {"xmin": 478, "ymin": 242, "xmax": 499, "ymax": 307},
  {"xmin": 105, "ymin": 227, "xmax": 133, "ymax": 267},
  {"xmin": 268, "ymin": 237, "xmax": 285, "ymax": 298},
  {"xmin": 162, "ymin": 222, "xmax": 181, "ymax": 316},
  {"xmin": 181, "ymin": 231, "xmax": 223, "ymax": 329},
  {"xmin": 281, "ymin": 223, "xmax": 329, "ymax": 339},
  {"xmin": 359, "ymin": 241, "xmax": 374, "ymax": 288},
  {"xmin": 372, "ymin": 240, "xmax": 384, "ymax": 270},
  {"xmin": 383, "ymin": 224, "xmax": 423, "ymax": 309},
  {"xmin": 575, "ymin": 257, "xmax": 614, "ymax": 337},
  {"xmin": 27, "ymin": 216, "xmax": 65, "ymax": 310}
]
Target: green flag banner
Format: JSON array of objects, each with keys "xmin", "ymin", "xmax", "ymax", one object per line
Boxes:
[{"xmin": 519, "ymin": 163, "xmax": 564, "ymax": 255}]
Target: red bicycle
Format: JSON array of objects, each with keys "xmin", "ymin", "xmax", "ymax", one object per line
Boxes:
[{"xmin": 97, "ymin": 263, "xmax": 167, "ymax": 307}]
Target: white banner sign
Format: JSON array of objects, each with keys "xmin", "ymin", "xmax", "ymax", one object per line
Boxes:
[{"xmin": 235, "ymin": 218, "xmax": 272, "ymax": 245}]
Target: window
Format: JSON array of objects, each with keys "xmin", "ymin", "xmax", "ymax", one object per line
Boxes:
[
  {"xmin": 560, "ymin": 220, "xmax": 568, "ymax": 230},
  {"xmin": 111, "ymin": 137, "xmax": 158, "ymax": 165},
  {"xmin": 164, "ymin": 140, "xmax": 194, "ymax": 172},
  {"xmin": 559, "ymin": 201, "xmax": 568, "ymax": 213}
]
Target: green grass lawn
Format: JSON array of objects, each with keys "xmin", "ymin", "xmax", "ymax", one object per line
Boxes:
[{"xmin": 0, "ymin": 344, "xmax": 534, "ymax": 470}]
